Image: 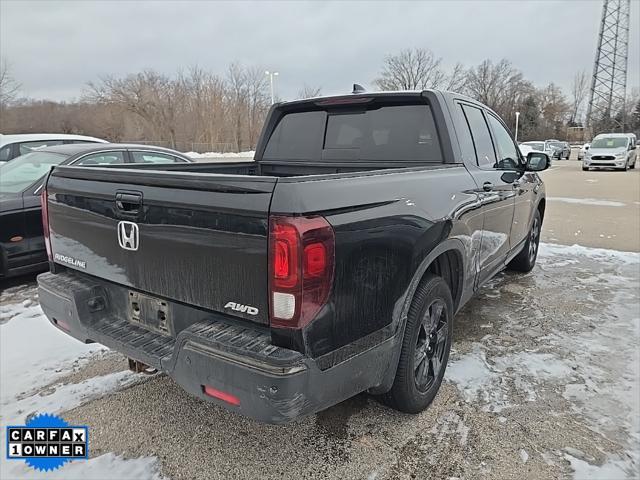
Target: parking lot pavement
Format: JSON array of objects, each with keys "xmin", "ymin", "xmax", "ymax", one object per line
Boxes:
[
  {"xmin": 540, "ymin": 158, "xmax": 640, "ymax": 252},
  {"xmin": 1, "ymin": 155, "xmax": 639, "ymax": 480}
]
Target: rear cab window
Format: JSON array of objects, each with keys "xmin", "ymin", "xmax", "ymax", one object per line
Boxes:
[{"xmin": 263, "ymin": 102, "xmax": 443, "ymax": 164}]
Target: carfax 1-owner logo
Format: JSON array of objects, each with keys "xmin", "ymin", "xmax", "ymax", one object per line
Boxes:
[{"xmin": 6, "ymin": 413, "xmax": 89, "ymax": 472}]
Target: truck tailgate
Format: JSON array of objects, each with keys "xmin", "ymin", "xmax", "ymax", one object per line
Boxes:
[{"xmin": 45, "ymin": 166, "xmax": 277, "ymax": 325}]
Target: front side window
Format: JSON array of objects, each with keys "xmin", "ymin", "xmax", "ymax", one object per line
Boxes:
[
  {"xmin": 131, "ymin": 151, "xmax": 185, "ymax": 163},
  {"xmin": 19, "ymin": 140, "xmax": 64, "ymax": 155},
  {"xmin": 486, "ymin": 114, "xmax": 521, "ymax": 170},
  {"xmin": 461, "ymin": 105, "xmax": 496, "ymax": 168},
  {"xmin": 74, "ymin": 151, "xmax": 125, "ymax": 165},
  {"xmin": 0, "ymin": 151, "xmax": 68, "ymax": 193}
]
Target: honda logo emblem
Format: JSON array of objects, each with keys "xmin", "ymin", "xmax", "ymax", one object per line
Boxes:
[{"xmin": 117, "ymin": 221, "xmax": 139, "ymax": 251}]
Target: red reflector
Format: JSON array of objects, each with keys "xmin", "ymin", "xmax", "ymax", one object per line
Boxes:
[
  {"xmin": 53, "ymin": 318, "xmax": 70, "ymax": 332},
  {"xmin": 202, "ymin": 385, "xmax": 240, "ymax": 406},
  {"xmin": 304, "ymin": 243, "xmax": 326, "ymax": 277}
]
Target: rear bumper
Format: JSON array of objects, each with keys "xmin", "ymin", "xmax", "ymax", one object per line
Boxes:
[{"xmin": 37, "ymin": 271, "xmax": 394, "ymax": 424}]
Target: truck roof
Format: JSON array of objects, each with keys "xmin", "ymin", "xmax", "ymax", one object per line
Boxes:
[{"xmin": 276, "ymin": 89, "xmax": 477, "ymax": 108}]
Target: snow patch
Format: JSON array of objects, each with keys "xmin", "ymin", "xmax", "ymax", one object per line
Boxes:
[
  {"xmin": 186, "ymin": 150, "xmax": 254, "ymax": 159},
  {"xmin": 547, "ymin": 196, "xmax": 626, "ymax": 207},
  {"xmin": 1, "ymin": 452, "xmax": 166, "ymax": 480}
]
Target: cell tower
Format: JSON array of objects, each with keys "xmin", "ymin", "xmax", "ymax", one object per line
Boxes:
[{"xmin": 585, "ymin": 0, "xmax": 631, "ymax": 133}]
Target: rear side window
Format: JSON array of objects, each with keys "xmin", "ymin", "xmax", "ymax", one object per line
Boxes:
[
  {"xmin": 263, "ymin": 104, "xmax": 442, "ymax": 163},
  {"xmin": 74, "ymin": 151, "xmax": 125, "ymax": 165},
  {"xmin": 461, "ymin": 105, "xmax": 497, "ymax": 168},
  {"xmin": 19, "ymin": 140, "xmax": 64, "ymax": 155},
  {"xmin": 131, "ymin": 151, "xmax": 186, "ymax": 163}
]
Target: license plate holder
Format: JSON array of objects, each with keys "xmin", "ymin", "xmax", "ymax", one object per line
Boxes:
[{"xmin": 128, "ymin": 291, "xmax": 172, "ymax": 335}]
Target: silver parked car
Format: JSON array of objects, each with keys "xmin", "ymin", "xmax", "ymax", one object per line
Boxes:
[{"xmin": 582, "ymin": 133, "xmax": 637, "ymax": 171}]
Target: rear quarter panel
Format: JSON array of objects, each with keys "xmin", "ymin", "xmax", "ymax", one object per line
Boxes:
[{"xmin": 270, "ymin": 166, "xmax": 482, "ymax": 358}]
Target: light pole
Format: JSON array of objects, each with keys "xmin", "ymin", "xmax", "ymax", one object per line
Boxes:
[
  {"xmin": 265, "ymin": 70, "xmax": 279, "ymax": 104},
  {"xmin": 515, "ymin": 111, "xmax": 520, "ymax": 142}
]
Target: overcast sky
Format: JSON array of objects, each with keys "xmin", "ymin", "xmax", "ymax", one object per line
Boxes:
[{"xmin": 1, "ymin": 0, "xmax": 638, "ymax": 102}]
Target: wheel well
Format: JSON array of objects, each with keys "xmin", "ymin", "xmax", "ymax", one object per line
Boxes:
[
  {"xmin": 537, "ymin": 198, "xmax": 546, "ymax": 222},
  {"xmin": 425, "ymin": 249, "xmax": 463, "ymax": 311}
]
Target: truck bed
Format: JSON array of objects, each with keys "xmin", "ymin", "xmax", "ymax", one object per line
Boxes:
[{"xmin": 96, "ymin": 159, "xmax": 435, "ymax": 177}]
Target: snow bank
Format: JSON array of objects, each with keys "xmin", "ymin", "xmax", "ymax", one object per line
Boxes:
[{"xmin": 186, "ymin": 150, "xmax": 255, "ymax": 159}]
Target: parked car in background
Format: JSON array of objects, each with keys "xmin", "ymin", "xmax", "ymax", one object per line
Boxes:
[
  {"xmin": 521, "ymin": 140, "xmax": 560, "ymax": 160},
  {"xmin": 578, "ymin": 143, "xmax": 590, "ymax": 161},
  {"xmin": 0, "ymin": 133, "xmax": 108, "ymax": 163},
  {"xmin": 582, "ymin": 133, "xmax": 637, "ymax": 171},
  {"xmin": 37, "ymin": 89, "xmax": 549, "ymax": 423},
  {"xmin": 0, "ymin": 143, "xmax": 192, "ymax": 278},
  {"xmin": 519, "ymin": 144, "xmax": 551, "ymax": 166},
  {"xmin": 545, "ymin": 140, "xmax": 571, "ymax": 159}
]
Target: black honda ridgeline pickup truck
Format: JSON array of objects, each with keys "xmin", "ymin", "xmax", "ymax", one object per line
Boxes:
[{"xmin": 38, "ymin": 90, "xmax": 548, "ymax": 423}]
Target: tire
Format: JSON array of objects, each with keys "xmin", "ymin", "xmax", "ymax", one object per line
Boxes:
[
  {"xmin": 381, "ymin": 274, "xmax": 453, "ymax": 414},
  {"xmin": 508, "ymin": 209, "xmax": 541, "ymax": 273},
  {"xmin": 582, "ymin": 166, "xmax": 589, "ymax": 171},
  {"xmin": 630, "ymin": 162, "xmax": 636, "ymax": 169}
]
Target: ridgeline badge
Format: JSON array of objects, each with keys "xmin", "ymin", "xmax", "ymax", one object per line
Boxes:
[{"xmin": 6, "ymin": 413, "xmax": 89, "ymax": 472}]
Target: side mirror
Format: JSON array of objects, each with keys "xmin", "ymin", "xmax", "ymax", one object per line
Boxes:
[{"xmin": 526, "ymin": 152, "xmax": 549, "ymax": 171}]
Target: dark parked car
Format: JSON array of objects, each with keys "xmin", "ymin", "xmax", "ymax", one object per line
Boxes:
[
  {"xmin": 545, "ymin": 140, "xmax": 571, "ymax": 160},
  {"xmin": 37, "ymin": 90, "xmax": 548, "ymax": 423},
  {"xmin": 0, "ymin": 144, "xmax": 192, "ymax": 278}
]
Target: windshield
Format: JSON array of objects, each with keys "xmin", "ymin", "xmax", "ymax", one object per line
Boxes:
[
  {"xmin": 0, "ymin": 151, "xmax": 68, "ymax": 194},
  {"xmin": 547, "ymin": 142, "xmax": 563, "ymax": 149},
  {"xmin": 591, "ymin": 137, "xmax": 628, "ymax": 149},
  {"xmin": 524, "ymin": 142, "xmax": 545, "ymax": 151}
]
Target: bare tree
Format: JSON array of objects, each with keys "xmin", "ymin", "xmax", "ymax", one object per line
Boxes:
[
  {"xmin": 245, "ymin": 66, "xmax": 269, "ymax": 148},
  {"xmin": 297, "ymin": 84, "xmax": 322, "ymax": 99},
  {"xmin": 226, "ymin": 63, "xmax": 248, "ymax": 151},
  {"xmin": 465, "ymin": 59, "xmax": 535, "ymax": 124},
  {"xmin": 88, "ymin": 71, "xmax": 184, "ymax": 147},
  {"xmin": 569, "ymin": 70, "xmax": 588, "ymax": 125},
  {"xmin": 0, "ymin": 60, "xmax": 21, "ymax": 114},
  {"xmin": 374, "ymin": 48, "xmax": 446, "ymax": 90},
  {"xmin": 443, "ymin": 63, "xmax": 466, "ymax": 92},
  {"xmin": 538, "ymin": 83, "xmax": 570, "ymax": 137}
]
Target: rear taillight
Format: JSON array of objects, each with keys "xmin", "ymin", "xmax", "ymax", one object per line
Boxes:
[
  {"xmin": 40, "ymin": 187, "xmax": 52, "ymax": 261},
  {"xmin": 269, "ymin": 216, "xmax": 335, "ymax": 329}
]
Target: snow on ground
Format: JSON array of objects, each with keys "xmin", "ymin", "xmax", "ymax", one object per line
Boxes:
[
  {"xmin": 0, "ymin": 283, "xmax": 164, "ymax": 479},
  {"xmin": 3, "ymin": 452, "xmax": 165, "ymax": 480},
  {"xmin": 447, "ymin": 242, "xmax": 640, "ymax": 479},
  {"xmin": 547, "ymin": 196, "xmax": 626, "ymax": 207}
]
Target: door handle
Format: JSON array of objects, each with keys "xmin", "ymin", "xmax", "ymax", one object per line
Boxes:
[
  {"xmin": 115, "ymin": 192, "xmax": 142, "ymax": 213},
  {"xmin": 482, "ymin": 182, "xmax": 493, "ymax": 192}
]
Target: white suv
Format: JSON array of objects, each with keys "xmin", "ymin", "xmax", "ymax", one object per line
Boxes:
[
  {"xmin": 583, "ymin": 133, "xmax": 637, "ymax": 171},
  {"xmin": 0, "ymin": 133, "xmax": 107, "ymax": 163}
]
